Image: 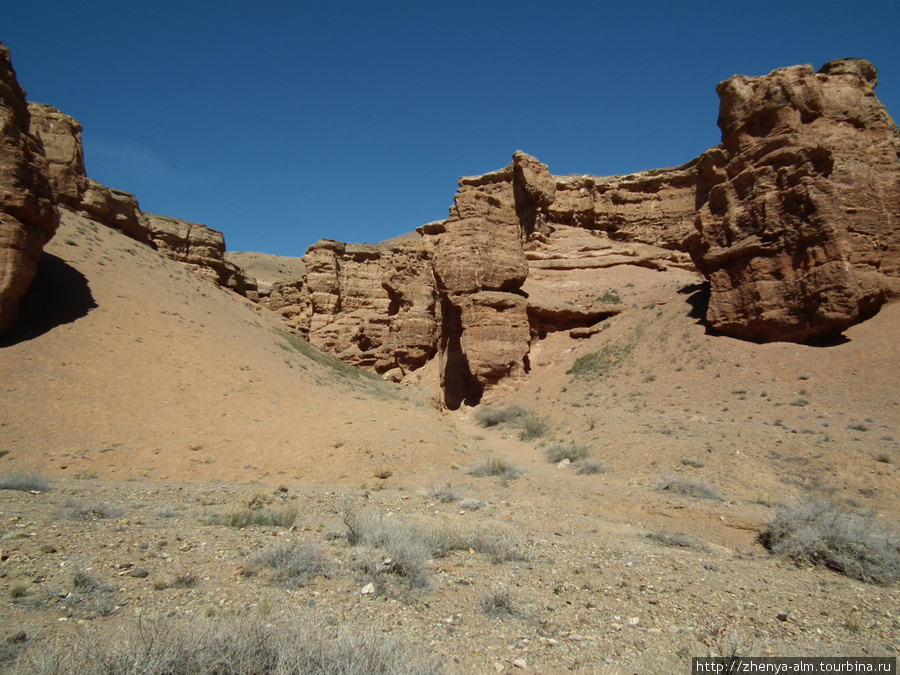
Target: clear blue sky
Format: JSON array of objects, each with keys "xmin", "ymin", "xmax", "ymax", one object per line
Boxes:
[{"xmin": 4, "ymin": 1, "xmax": 899, "ymax": 257}]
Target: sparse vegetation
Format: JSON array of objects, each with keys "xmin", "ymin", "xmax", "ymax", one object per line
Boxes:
[
  {"xmin": 468, "ymin": 456, "xmax": 521, "ymax": 480},
  {"xmin": 474, "ymin": 404, "xmax": 546, "ymax": 440},
  {"xmin": 63, "ymin": 501, "xmax": 123, "ymax": 521},
  {"xmin": 566, "ymin": 342, "xmax": 633, "ymax": 379},
  {"xmin": 517, "ymin": 414, "xmax": 548, "ymax": 440},
  {"xmin": 659, "ymin": 478, "xmax": 722, "ymax": 501},
  {"xmin": 419, "ymin": 483, "xmax": 460, "ymax": 503},
  {"xmin": 251, "ymin": 541, "xmax": 330, "ymax": 588},
  {"xmin": 575, "ymin": 460, "xmax": 606, "ymax": 475},
  {"xmin": 474, "ymin": 405, "xmax": 526, "ymax": 428},
  {"xmin": 545, "ymin": 442, "xmax": 591, "ymax": 463},
  {"xmin": 481, "ymin": 588, "xmax": 516, "ymax": 617},
  {"xmin": 645, "ymin": 531, "xmax": 709, "ymax": 551},
  {"xmin": 0, "ymin": 471, "xmax": 50, "ymax": 492},
  {"xmin": 596, "ymin": 290, "xmax": 622, "ymax": 304},
  {"xmin": 344, "ymin": 510, "xmax": 523, "ymax": 588},
  {"xmin": 8, "ymin": 613, "xmax": 440, "ymax": 675},
  {"xmin": 759, "ymin": 498, "xmax": 900, "ymax": 584},
  {"xmin": 202, "ymin": 505, "xmax": 297, "ymax": 529}
]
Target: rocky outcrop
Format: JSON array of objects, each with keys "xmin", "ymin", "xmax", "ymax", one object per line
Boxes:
[
  {"xmin": 19, "ymin": 100, "xmax": 256, "ymax": 299},
  {"xmin": 687, "ymin": 59, "xmax": 900, "ymax": 343},
  {"xmin": 302, "ymin": 238, "xmax": 438, "ymax": 374},
  {"xmin": 428, "ymin": 155, "xmax": 532, "ymax": 407},
  {"xmin": 0, "ymin": 44, "xmax": 59, "ymax": 335},
  {"xmin": 27, "ymin": 103, "xmax": 88, "ymax": 209},
  {"xmin": 142, "ymin": 213, "xmax": 255, "ymax": 297},
  {"xmin": 550, "ymin": 161, "xmax": 699, "ymax": 249}
]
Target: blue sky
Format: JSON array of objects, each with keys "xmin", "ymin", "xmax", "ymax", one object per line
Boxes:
[{"xmin": 4, "ymin": 1, "xmax": 899, "ymax": 257}]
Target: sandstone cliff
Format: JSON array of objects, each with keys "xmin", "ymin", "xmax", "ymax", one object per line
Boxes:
[
  {"xmin": 23, "ymin": 98, "xmax": 256, "ymax": 301},
  {"xmin": 687, "ymin": 58, "xmax": 900, "ymax": 342},
  {"xmin": 0, "ymin": 44, "xmax": 59, "ymax": 335}
]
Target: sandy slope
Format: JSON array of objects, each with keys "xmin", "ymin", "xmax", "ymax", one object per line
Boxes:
[{"xmin": 0, "ymin": 211, "xmax": 460, "ymax": 485}]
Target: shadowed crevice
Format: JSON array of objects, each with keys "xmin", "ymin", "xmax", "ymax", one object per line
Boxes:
[{"xmin": 0, "ymin": 253, "xmax": 96, "ymax": 347}]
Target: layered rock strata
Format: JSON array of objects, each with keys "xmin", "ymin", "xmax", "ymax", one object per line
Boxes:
[
  {"xmin": 687, "ymin": 58, "xmax": 900, "ymax": 342},
  {"xmin": 302, "ymin": 238, "xmax": 438, "ymax": 375},
  {"xmin": 0, "ymin": 44, "xmax": 59, "ymax": 335}
]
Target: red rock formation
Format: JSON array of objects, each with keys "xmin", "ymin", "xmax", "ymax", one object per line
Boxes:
[
  {"xmin": 0, "ymin": 44, "xmax": 59, "ymax": 335},
  {"xmin": 549, "ymin": 161, "xmax": 698, "ymax": 250},
  {"xmin": 142, "ymin": 213, "xmax": 254, "ymax": 297},
  {"xmin": 687, "ymin": 59, "xmax": 900, "ymax": 343},
  {"xmin": 27, "ymin": 103, "xmax": 88, "ymax": 209},
  {"xmin": 303, "ymin": 238, "xmax": 438, "ymax": 375}
]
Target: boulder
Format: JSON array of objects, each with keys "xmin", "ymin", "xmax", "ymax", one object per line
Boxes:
[
  {"xmin": 0, "ymin": 43, "xmax": 59, "ymax": 335},
  {"xmin": 687, "ymin": 59, "xmax": 900, "ymax": 342}
]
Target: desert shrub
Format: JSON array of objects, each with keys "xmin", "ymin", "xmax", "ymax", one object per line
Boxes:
[
  {"xmin": 459, "ymin": 498, "xmax": 485, "ymax": 511},
  {"xmin": 202, "ymin": 505, "xmax": 297, "ymax": 529},
  {"xmin": 63, "ymin": 502, "xmax": 123, "ymax": 521},
  {"xmin": 0, "ymin": 471, "xmax": 50, "ymax": 492},
  {"xmin": 344, "ymin": 510, "xmax": 523, "ymax": 587},
  {"xmin": 12, "ymin": 613, "xmax": 439, "ymax": 674},
  {"xmin": 474, "ymin": 405, "xmax": 526, "ymax": 428},
  {"xmin": 545, "ymin": 442, "xmax": 590, "ymax": 463},
  {"xmin": 481, "ymin": 589, "xmax": 515, "ymax": 617},
  {"xmin": 759, "ymin": 499, "xmax": 900, "ymax": 584},
  {"xmin": 467, "ymin": 456, "xmax": 521, "ymax": 480},
  {"xmin": 251, "ymin": 541, "xmax": 330, "ymax": 588},
  {"xmin": 575, "ymin": 460, "xmax": 606, "ymax": 475},
  {"xmin": 645, "ymin": 531, "xmax": 709, "ymax": 551},
  {"xmin": 418, "ymin": 483, "xmax": 459, "ymax": 503},
  {"xmin": 517, "ymin": 415, "xmax": 547, "ymax": 440},
  {"xmin": 345, "ymin": 511, "xmax": 432, "ymax": 587},
  {"xmin": 659, "ymin": 477, "xmax": 722, "ymax": 501}
]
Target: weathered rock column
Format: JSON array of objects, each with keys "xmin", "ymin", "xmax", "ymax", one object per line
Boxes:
[
  {"xmin": 687, "ymin": 58, "xmax": 900, "ymax": 343},
  {"xmin": 0, "ymin": 43, "xmax": 59, "ymax": 335}
]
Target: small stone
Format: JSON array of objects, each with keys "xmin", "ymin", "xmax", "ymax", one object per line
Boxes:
[
  {"xmin": 129, "ymin": 568, "xmax": 149, "ymax": 578},
  {"xmin": 513, "ymin": 658, "xmax": 527, "ymax": 668},
  {"xmin": 556, "ymin": 459, "xmax": 571, "ymax": 470},
  {"xmin": 361, "ymin": 583, "xmax": 375, "ymax": 595},
  {"xmin": 611, "ymin": 623, "xmax": 624, "ymax": 631},
  {"xmin": 628, "ymin": 617, "xmax": 640, "ymax": 626},
  {"xmin": 776, "ymin": 611, "xmax": 789, "ymax": 622},
  {"xmin": 493, "ymin": 662, "xmax": 505, "ymax": 673}
]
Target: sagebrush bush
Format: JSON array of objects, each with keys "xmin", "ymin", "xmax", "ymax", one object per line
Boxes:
[
  {"xmin": 474, "ymin": 405, "xmax": 525, "ymax": 428},
  {"xmin": 10, "ymin": 613, "xmax": 440, "ymax": 674},
  {"xmin": 418, "ymin": 483, "xmax": 459, "ymax": 503},
  {"xmin": 659, "ymin": 477, "xmax": 722, "ymax": 501},
  {"xmin": 467, "ymin": 456, "xmax": 521, "ymax": 480},
  {"xmin": 202, "ymin": 505, "xmax": 297, "ymax": 529},
  {"xmin": 575, "ymin": 460, "xmax": 606, "ymax": 475},
  {"xmin": 545, "ymin": 442, "xmax": 590, "ymax": 463},
  {"xmin": 251, "ymin": 541, "xmax": 330, "ymax": 588},
  {"xmin": 0, "ymin": 471, "xmax": 50, "ymax": 492},
  {"xmin": 481, "ymin": 589, "xmax": 515, "ymax": 617},
  {"xmin": 344, "ymin": 510, "xmax": 523, "ymax": 587},
  {"xmin": 759, "ymin": 499, "xmax": 900, "ymax": 585}
]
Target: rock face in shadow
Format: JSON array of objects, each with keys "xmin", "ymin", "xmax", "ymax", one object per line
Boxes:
[
  {"xmin": 0, "ymin": 44, "xmax": 59, "ymax": 335},
  {"xmin": 687, "ymin": 59, "xmax": 900, "ymax": 343}
]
